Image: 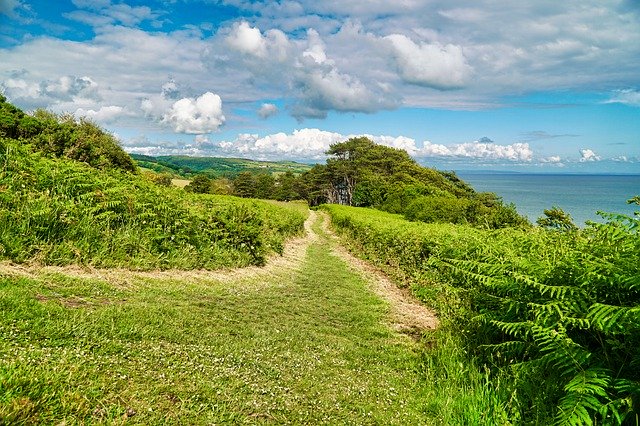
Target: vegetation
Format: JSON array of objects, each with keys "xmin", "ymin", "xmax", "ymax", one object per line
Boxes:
[
  {"xmin": 131, "ymin": 153, "xmax": 312, "ymax": 178},
  {"xmin": 323, "ymin": 202, "xmax": 640, "ymax": 424},
  {"xmin": 1, "ymin": 214, "xmax": 440, "ymax": 424},
  {"xmin": 0, "ymin": 97, "xmax": 305, "ymax": 270},
  {"xmin": 300, "ymin": 137, "xmax": 528, "ymax": 229},
  {"xmin": 0, "ymin": 94, "xmax": 136, "ymax": 172}
]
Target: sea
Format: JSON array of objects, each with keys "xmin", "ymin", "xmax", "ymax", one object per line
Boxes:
[{"xmin": 456, "ymin": 172, "xmax": 640, "ymax": 226}]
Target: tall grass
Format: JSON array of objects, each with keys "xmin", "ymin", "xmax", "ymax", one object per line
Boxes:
[{"xmin": 0, "ymin": 138, "xmax": 305, "ymax": 269}]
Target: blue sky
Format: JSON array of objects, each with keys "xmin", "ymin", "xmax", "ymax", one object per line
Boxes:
[{"xmin": 1, "ymin": 0, "xmax": 639, "ymax": 172}]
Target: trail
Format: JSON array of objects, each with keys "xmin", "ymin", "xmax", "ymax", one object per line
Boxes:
[
  {"xmin": 0, "ymin": 209, "xmax": 437, "ymax": 332},
  {"xmin": 1, "ymin": 208, "xmax": 441, "ymax": 424}
]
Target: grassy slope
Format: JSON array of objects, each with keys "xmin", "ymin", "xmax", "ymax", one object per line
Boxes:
[
  {"xmin": 131, "ymin": 154, "xmax": 313, "ymax": 178},
  {"xmin": 1, "ymin": 214, "xmax": 437, "ymax": 424},
  {"xmin": 0, "ymin": 138, "xmax": 305, "ymax": 270}
]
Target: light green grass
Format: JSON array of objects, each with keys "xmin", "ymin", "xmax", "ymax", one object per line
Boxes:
[{"xmin": 1, "ymin": 215, "xmax": 434, "ymax": 424}]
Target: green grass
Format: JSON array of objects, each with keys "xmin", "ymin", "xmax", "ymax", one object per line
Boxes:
[
  {"xmin": 1, "ymin": 214, "xmax": 437, "ymax": 424},
  {"xmin": 0, "ymin": 137, "xmax": 305, "ymax": 270}
]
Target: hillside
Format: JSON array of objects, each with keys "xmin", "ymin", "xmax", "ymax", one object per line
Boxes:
[
  {"xmin": 130, "ymin": 153, "xmax": 313, "ymax": 178},
  {"xmin": 0, "ymin": 98, "xmax": 306, "ymax": 269}
]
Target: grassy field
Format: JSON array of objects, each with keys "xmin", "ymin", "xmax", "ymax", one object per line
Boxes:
[{"xmin": 0, "ymin": 213, "xmax": 444, "ymax": 424}]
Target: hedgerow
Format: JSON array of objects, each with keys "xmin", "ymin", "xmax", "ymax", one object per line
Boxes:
[
  {"xmin": 0, "ymin": 138, "xmax": 305, "ymax": 269},
  {"xmin": 322, "ymin": 203, "xmax": 640, "ymax": 424}
]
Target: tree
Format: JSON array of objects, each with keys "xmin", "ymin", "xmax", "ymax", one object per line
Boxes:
[
  {"xmin": 537, "ymin": 206, "xmax": 578, "ymax": 231},
  {"xmin": 233, "ymin": 172, "xmax": 256, "ymax": 198},
  {"xmin": 185, "ymin": 175, "xmax": 212, "ymax": 194},
  {"xmin": 275, "ymin": 171, "xmax": 299, "ymax": 201},
  {"xmin": 255, "ymin": 173, "xmax": 276, "ymax": 199}
]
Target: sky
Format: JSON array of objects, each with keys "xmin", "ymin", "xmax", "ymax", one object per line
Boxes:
[{"xmin": 1, "ymin": 0, "xmax": 639, "ymax": 173}]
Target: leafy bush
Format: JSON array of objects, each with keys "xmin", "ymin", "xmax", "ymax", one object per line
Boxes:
[
  {"xmin": 0, "ymin": 138, "xmax": 305, "ymax": 269},
  {"xmin": 323, "ymin": 203, "xmax": 640, "ymax": 424},
  {"xmin": 0, "ymin": 96, "xmax": 136, "ymax": 172}
]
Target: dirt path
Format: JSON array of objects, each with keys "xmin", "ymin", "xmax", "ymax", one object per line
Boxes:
[
  {"xmin": 317, "ymin": 211, "xmax": 439, "ymax": 332},
  {"xmin": 0, "ymin": 208, "xmax": 437, "ymax": 332}
]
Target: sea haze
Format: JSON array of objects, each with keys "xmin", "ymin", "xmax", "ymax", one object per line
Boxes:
[{"xmin": 457, "ymin": 173, "xmax": 640, "ymax": 226}]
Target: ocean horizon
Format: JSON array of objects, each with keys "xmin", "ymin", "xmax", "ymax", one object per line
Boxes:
[{"xmin": 457, "ymin": 172, "xmax": 640, "ymax": 226}]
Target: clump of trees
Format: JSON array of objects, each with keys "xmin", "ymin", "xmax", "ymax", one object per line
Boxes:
[
  {"xmin": 299, "ymin": 137, "xmax": 528, "ymax": 229},
  {"xmin": 184, "ymin": 136, "xmax": 528, "ymax": 229},
  {"xmin": 0, "ymin": 94, "xmax": 136, "ymax": 172}
]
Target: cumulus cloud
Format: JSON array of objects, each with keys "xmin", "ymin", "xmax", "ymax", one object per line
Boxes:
[
  {"xmin": 541, "ymin": 155, "xmax": 563, "ymax": 163},
  {"xmin": 1, "ymin": 75, "xmax": 100, "ymax": 105},
  {"xmin": 258, "ymin": 103, "xmax": 278, "ymax": 118},
  {"xmin": 75, "ymin": 105, "xmax": 125, "ymax": 123},
  {"xmin": 579, "ymin": 148, "xmax": 601, "ymax": 162},
  {"xmin": 225, "ymin": 21, "xmax": 290, "ymax": 61},
  {"xmin": 217, "ymin": 24, "xmax": 396, "ymax": 119},
  {"xmin": 212, "ymin": 129, "xmax": 536, "ymax": 162},
  {"xmin": 162, "ymin": 92, "xmax": 225, "ymax": 134},
  {"xmin": 385, "ymin": 34, "xmax": 472, "ymax": 89},
  {"xmin": 218, "ymin": 129, "xmax": 343, "ymax": 157},
  {"xmin": 416, "ymin": 140, "xmax": 534, "ymax": 161},
  {"xmin": 226, "ymin": 21, "xmax": 268, "ymax": 57}
]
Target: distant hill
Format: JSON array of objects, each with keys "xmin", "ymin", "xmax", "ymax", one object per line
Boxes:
[{"xmin": 130, "ymin": 154, "xmax": 313, "ymax": 178}]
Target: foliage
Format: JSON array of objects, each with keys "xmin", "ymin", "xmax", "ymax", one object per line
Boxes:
[
  {"xmin": 133, "ymin": 154, "xmax": 312, "ymax": 178},
  {"xmin": 323, "ymin": 203, "xmax": 640, "ymax": 423},
  {"xmin": 537, "ymin": 206, "xmax": 578, "ymax": 231},
  {"xmin": 0, "ymin": 97, "xmax": 136, "ymax": 172},
  {"xmin": 0, "ymin": 138, "xmax": 305, "ymax": 269},
  {"xmin": 185, "ymin": 174, "xmax": 213, "ymax": 194},
  {"xmin": 302, "ymin": 137, "xmax": 528, "ymax": 229}
]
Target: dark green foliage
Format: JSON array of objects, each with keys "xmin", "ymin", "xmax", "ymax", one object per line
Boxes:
[
  {"xmin": 275, "ymin": 171, "xmax": 300, "ymax": 201},
  {"xmin": 233, "ymin": 172, "xmax": 257, "ymax": 198},
  {"xmin": 146, "ymin": 172, "xmax": 173, "ymax": 187},
  {"xmin": 0, "ymin": 97, "xmax": 136, "ymax": 172},
  {"xmin": 537, "ymin": 206, "xmax": 578, "ymax": 231},
  {"xmin": 185, "ymin": 174, "xmax": 213, "ymax": 194},
  {"xmin": 323, "ymin": 202, "xmax": 640, "ymax": 424},
  {"xmin": 0, "ymin": 138, "xmax": 305, "ymax": 269},
  {"xmin": 255, "ymin": 173, "xmax": 276, "ymax": 199},
  {"xmin": 302, "ymin": 137, "xmax": 527, "ymax": 229}
]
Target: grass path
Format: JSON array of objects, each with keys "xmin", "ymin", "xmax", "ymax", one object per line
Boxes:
[{"xmin": 1, "ymin": 210, "xmax": 439, "ymax": 424}]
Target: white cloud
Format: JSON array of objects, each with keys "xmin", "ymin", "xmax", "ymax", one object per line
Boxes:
[
  {"xmin": 225, "ymin": 21, "xmax": 268, "ymax": 58},
  {"xmin": 75, "ymin": 105, "xmax": 125, "ymax": 123},
  {"xmin": 606, "ymin": 89, "xmax": 640, "ymax": 107},
  {"xmin": 258, "ymin": 103, "xmax": 278, "ymax": 118},
  {"xmin": 225, "ymin": 21, "xmax": 290, "ymax": 61},
  {"xmin": 541, "ymin": 155, "xmax": 563, "ymax": 163},
  {"xmin": 218, "ymin": 129, "xmax": 343, "ymax": 157},
  {"xmin": 1, "ymin": 75, "xmax": 101, "ymax": 106},
  {"xmin": 213, "ymin": 129, "xmax": 536, "ymax": 162},
  {"xmin": 162, "ymin": 92, "xmax": 225, "ymax": 134},
  {"xmin": 579, "ymin": 148, "xmax": 601, "ymax": 162},
  {"xmin": 65, "ymin": 0, "xmax": 157, "ymax": 28},
  {"xmin": 414, "ymin": 140, "xmax": 534, "ymax": 161},
  {"xmin": 385, "ymin": 34, "xmax": 472, "ymax": 89}
]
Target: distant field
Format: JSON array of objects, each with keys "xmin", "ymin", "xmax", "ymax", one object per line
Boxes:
[
  {"xmin": 130, "ymin": 153, "xmax": 313, "ymax": 178},
  {"xmin": 171, "ymin": 178, "xmax": 190, "ymax": 188}
]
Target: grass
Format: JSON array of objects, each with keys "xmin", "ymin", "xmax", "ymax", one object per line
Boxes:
[{"xmin": 1, "ymin": 214, "xmax": 436, "ymax": 424}]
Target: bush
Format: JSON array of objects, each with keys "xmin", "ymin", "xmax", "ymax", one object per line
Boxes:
[
  {"xmin": 0, "ymin": 138, "xmax": 305, "ymax": 270},
  {"xmin": 323, "ymin": 203, "xmax": 640, "ymax": 423}
]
